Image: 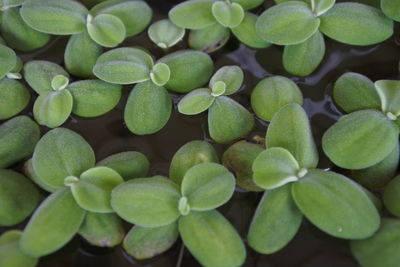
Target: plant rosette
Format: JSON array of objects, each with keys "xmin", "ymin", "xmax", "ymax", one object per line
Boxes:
[
  {"xmin": 178, "ymin": 65, "xmax": 254, "ymax": 143},
  {"xmin": 247, "ymin": 103, "xmax": 381, "ymax": 254},
  {"xmin": 111, "ymin": 162, "xmax": 246, "ymax": 267},
  {"xmin": 19, "ymin": 0, "xmax": 152, "ymax": 48},
  {"xmin": 256, "ymin": 0, "xmax": 393, "ymax": 76},
  {"xmin": 169, "ymin": 0, "xmax": 270, "ymax": 53},
  {"xmin": 322, "ymin": 73, "xmax": 400, "ymax": 170}
]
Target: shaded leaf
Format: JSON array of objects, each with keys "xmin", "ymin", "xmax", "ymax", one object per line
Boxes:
[
  {"xmin": 189, "ymin": 23, "xmax": 230, "ymax": 53},
  {"xmin": 231, "ymin": 12, "xmax": 270, "ymax": 49},
  {"xmin": 0, "ymin": 78, "xmax": 30, "ymax": 120},
  {"xmin": 383, "ymin": 175, "xmax": 400, "ymax": 217},
  {"xmin": 0, "ymin": 43, "xmax": 16, "ymax": 79},
  {"xmin": 0, "ymin": 231, "xmax": 38, "ymax": 267},
  {"xmin": 231, "ymin": 0, "xmax": 264, "ymax": 10},
  {"xmin": 381, "ymin": 0, "xmax": 400, "ymax": 22},
  {"xmin": 375, "ymin": 80, "xmax": 400, "ymax": 117}
]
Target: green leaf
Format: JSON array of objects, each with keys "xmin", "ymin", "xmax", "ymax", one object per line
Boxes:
[
  {"xmin": 256, "ymin": 1, "xmax": 320, "ymax": 45},
  {"xmin": 311, "ymin": 0, "xmax": 335, "ymax": 16},
  {"xmin": 169, "ymin": 0, "xmax": 216, "ymax": 30},
  {"xmin": 231, "ymin": 12, "xmax": 271, "ymax": 49},
  {"xmin": 178, "ymin": 88, "xmax": 215, "ymax": 115},
  {"xmin": 150, "ymin": 63, "xmax": 171, "ymax": 86},
  {"xmin": 67, "ymin": 167, "xmax": 124, "ymax": 213},
  {"xmin": 351, "ymin": 218, "xmax": 400, "ymax": 267},
  {"xmin": 222, "ymin": 141, "xmax": 263, "ymax": 192},
  {"xmin": 1, "ymin": 7, "xmax": 50, "ymax": 52},
  {"xmin": 333, "ymin": 72, "xmax": 380, "ymax": 113},
  {"xmin": 179, "ymin": 210, "xmax": 246, "ymax": 267},
  {"xmin": 124, "ymin": 81, "xmax": 172, "ymax": 135},
  {"xmin": 181, "ymin": 163, "xmax": 235, "ymax": 211},
  {"xmin": 93, "ymin": 47, "xmax": 153, "ymax": 84},
  {"xmin": 24, "ymin": 158, "xmax": 58, "ymax": 192},
  {"xmin": 64, "ymin": 31, "xmax": 103, "ymax": 78},
  {"xmin": 123, "ymin": 222, "xmax": 179, "ymax": 259},
  {"xmin": 32, "ymin": 128, "xmax": 95, "ymax": 189},
  {"xmin": 23, "ymin": 60, "xmax": 69, "ymax": 95},
  {"xmin": 20, "ymin": 0, "xmax": 88, "ymax": 35},
  {"xmin": 170, "ymin": 140, "xmax": 219, "ymax": 185},
  {"xmin": 248, "ymin": 185, "xmax": 303, "ymax": 254},
  {"xmin": 111, "ymin": 177, "xmax": 181, "ymax": 227},
  {"xmin": 375, "ymin": 80, "xmax": 400, "ymax": 117},
  {"xmin": 0, "ymin": 0, "xmax": 24, "ymax": 10},
  {"xmin": 87, "ymin": 14, "xmax": 126, "ymax": 48},
  {"xmin": 208, "ymin": 96, "xmax": 254, "ymax": 144},
  {"xmin": 97, "ymin": 151, "xmax": 150, "ymax": 180},
  {"xmin": 381, "ymin": 0, "xmax": 400, "ymax": 22},
  {"xmin": 0, "ymin": 78, "xmax": 30, "ymax": 120},
  {"xmin": 253, "ymin": 147, "xmax": 302, "ymax": 190},
  {"xmin": 352, "ymin": 143, "xmax": 399, "ymax": 190},
  {"xmin": 158, "ymin": 49, "xmax": 214, "ymax": 93},
  {"xmin": 0, "ymin": 116, "xmax": 40, "ymax": 169},
  {"xmin": 322, "ymin": 110, "xmax": 399, "ymax": 169},
  {"xmin": 0, "ymin": 169, "xmax": 40, "ymax": 226},
  {"xmin": 189, "ymin": 23, "xmax": 230, "ymax": 53},
  {"xmin": 33, "ymin": 89, "xmax": 73, "ymax": 128},
  {"xmin": 0, "ymin": 43, "xmax": 16, "ymax": 79},
  {"xmin": 231, "ymin": 0, "xmax": 264, "ymax": 10},
  {"xmin": 51, "ymin": 75, "xmax": 69, "ymax": 91},
  {"xmin": 90, "ymin": 0, "xmax": 152, "ymax": 37},
  {"xmin": 209, "ymin": 65, "xmax": 243, "ymax": 96},
  {"xmin": 0, "ymin": 231, "xmax": 38, "ymax": 267},
  {"xmin": 148, "ymin": 19, "xmax": 185, "ymax": 49},
  {"xmin": 68, "ymin": 79, "xmax": 122, "ymax": 117},
  {"xmin": 20, "ymin": 188, "xmax": 86, "ymax": 257},
  {"xmin": 79, "ymin": 212, "xmax": 124, "ymax": 247},
  {"xmin": 266, "ymin": 103, "xmax": 318, "ymax": 169},
  {"xmin": 292, "ymin": 169, "xmax": 380, "ymax": 239},
  {"xmin": 251, "ymin": 76, "xmax": 303, "ymax": 121},
  {"xmin": 283, "ymin": 30, "xmax": 325, "ymax": 77},
  {"xmin": 383, "ymin": 175, "xmax": 400, "ymax": 217},
  {"xmin": 319, "ymin": 3, "xmax": 393, "ymax": 45},
  {"xmin": 211, "ymin": 1, "xmax": 244, "ymax": 28}
]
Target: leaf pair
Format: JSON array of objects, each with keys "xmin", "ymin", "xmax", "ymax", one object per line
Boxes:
[
  {"xmin": 169, "ymin": 0, "xmax": 269, "ymax": 52},
  {"xmin": 178, "ymin": 66, "xmax": 254, "ymax": 143},
  {"xmin": 24, "ymin": 60, "xmax": 122, "ymax": 128}
]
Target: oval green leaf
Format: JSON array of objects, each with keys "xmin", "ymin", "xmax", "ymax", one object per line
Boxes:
[
  {"xmin": 189, "ymin": 23, "xmax": 230, "ymax": 53},
  {"xmin": 169, "ymin": 0, "xmax": 216, "ymax": 30},
  {"xmin": 211, "ymin": 1, "xmax": 244, "ymax": 28},
  {"xmin": 148, "ymin": 19, "xmax": 185, "ymax": 49},
  {"xmin": 87, "ymin": 14, "xmax": 126, "ymax": 48},
  {"xmin": 150, "ymin": 62, "xmax": 171, "ymax": 86},
  {"xmin": 178, "ymin": 88, "xmax": 215, "ymax": 115},
  {"xmin": 375, "ymin": 80, "xmax": 400, "ymax": 117},
  {"xmin": 209, "ymin": 65, "xmax": 243, "ymax": 96},
  {"xmin": 0, "ymin": 78, "xmax": 30, "ymax": 120}
]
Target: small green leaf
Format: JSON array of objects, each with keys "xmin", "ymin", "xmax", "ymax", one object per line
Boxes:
[
  {"xmin": 124, "ymin": 81, "xmax": 172, "ymax": 135},
  {"xmin": 333, "ymin": 72, "xmax": 380, "ymax": 113},
  {"xmin": 87, "ymin": 14, "xmax": 126, "ymax": 48},
  {"xmin": 256, "ymin": 1, "xmax": 320, "ymax": 45},
  {"xmin": 208, "ymin": 96, "xmax": 254, "ymax": 144},
  {"xmin": 253, "ymin": 147, "xmax": 302, "ymax": 190},
  {"xmin": 68, "ymin": 167, "xmax": 123, "ymax": 213},
  {"xmin": 64, "ymin": 31, "xmax": 103, "ymax": 78},
  {"xmin": 158, "ymin": 50, "xmax": 214, "ymax": 93},
  {"xmin": 248, "ymin": 185, "xmax": 303, "ymax": 254},
  {"xmin": 351, "ymin": 218, "xmax": 400, "ymax": 267},
  {"xmin": 181, "ymin": 163, "xmax": 235, "ymax": 211},
  {"xmin": 97, "ymin": 151, "xmax": 150, "ymax": 180},
  {"xmin": 111, "ymin": 177, "xmax": 181, "ymax": 227},
  {"xmin": 0, "ymin": 231, "xmax": 38, "ymax": 267},
  {"xmin": 0, "ymin": 116, "xmax": 40, "ymax": 169},
  {"xmin": 51, "ymin": 74, "xmax": 69, "ymax": 91},
  {"xmin": 381, "ymin": 0, "xmax": 400, "ymax": 22},
  {"xmin": 32, "ymin": 128, "xmax": 95, "ymax": 189},
  {"xmin": 178, "ymin": 88, "xmax": 215, "ymax": 115},
  {"xmin": 79, "ymin": 212, "xmax": 124, "ymax": 247},
  {"xmin": 1, "ymin": 7, "xmax": 50, "ymax": 52},
  {"xmin": 209, "ymin": 65, "xmax": 243, "ymax": 96},
  {"xmin": 319, "ymin": 3, "xmax": 393, "ymax": 45},
  {"xmin": 0, "ymin": 43, "xmax": 16, "ymax": 79},
  {"xmin": 148, "ymin": 19, "xmax": 185, "ymax": 49},
  {"xmin": 68, "ymin": 79, "xmax": 122, "ymax": 118},
  {"xmin": 169, "ymin": 0, "xmax": 216, "ymax": 30},
  {"xmin": 179, "ymin": 210, "xmax": 246, "ymax": 267},
  {"xmin": 189, "ymin": 23, "xmax": 230, "ymax": 53},
  {"xmin": 211, "ymin": 1, "xmax": 244, "ymax": 28},
  {"xmin": 292, "ymin": 169, "xmax": 380, "ymax": 239},
  {"xmin": 150, "ymin": 62, "xmax": 171, "ymax": 86},
  {"xmin": 93, "ymin": 47, "xmax": 153, "ymax": 84},
  {"xmin": 20, "ymin": 188, "xmax": 86, "ymax": 257},
  {"xmin": 266, "ymin": 103, "xmax": 318, "ymax": 169},
  {"xmin": 231, "ymin": 12, "xmax": 271, "ymax": 49},
  {"xmin": 322, "ymin": 110, "xmax": 399, "ymax": 169},
  {"xmin": 0, "ymin": 169, "xmax": 40, "ymax": 226},
  {"xmin": 231, "ymin": 0, "xmax": 264, "ymax": 10},
  {"xmin": 20, "ymin": 0, "xmax": 88, "ymax": 35},
  {"xmin": 251, "ymin": 76, "xmax": 303, "ymax": 121},
  {"xmin": 383, "ymin": 175, "xmax": 400, "ymax": 217},
  {"xmin": 375, "ymin": 80, "xmax": 400, "ymax": 117},
  {"xmin": 123, "ymin": 222, "xmax": 179, "ymax": 260},
  {"xmin": 170, "ymin": 140, "xmax": 219, "ymax": 185},
  {"xmin": 211, "ymin": 81, "xmax": 226, "ymax": 97},
  {"xmin": 0, "ymin": 78, "xmax": 30, "ymax": 120},
  {"xmin": 33, "ymin": 89, "xmax": 73, "ymax": 128},
  {"xmin": 311, "ymin": 0, "xmax": 335, "ymax": 16}
]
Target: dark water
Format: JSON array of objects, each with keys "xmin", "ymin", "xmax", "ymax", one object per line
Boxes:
[{"xmin": 1, "ymin": 0, "xmax": 400, "ymax": 266}]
